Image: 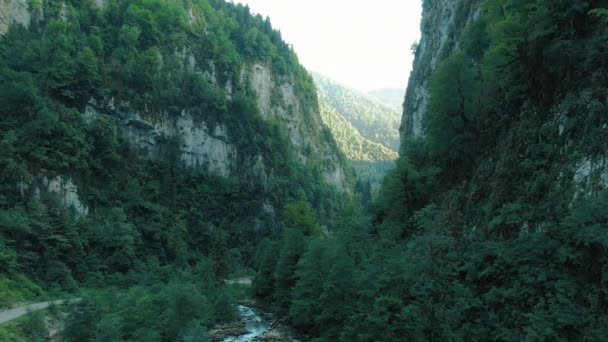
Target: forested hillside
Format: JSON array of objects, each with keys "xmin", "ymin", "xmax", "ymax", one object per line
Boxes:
[
  {"xmin": 366, "ymin": 87, "xmax": 405, "ymax": 113},
  {"xmin": 317, "ymin": 97, "xmax": 397, "ymax": 162},
  {"xmin": 313, "ymin": 73, "xmax": 401, "ymax": 152},
  {"xmin": 3, "ymin": 0, "xmax": 608, "ymax": 340},
  {"xmin": 0, "ymin": 0, "xmax": 348, "ymax": 339},
  {"xmin": 313, "ymin": 74, "xmax": 400, "ymax": 199},
  {"xmin": 254, "ymin": 0, "xmax": 608, "ymax": 340}
]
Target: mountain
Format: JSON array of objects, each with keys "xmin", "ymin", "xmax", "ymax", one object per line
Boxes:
[
  {"xmin": 0, "ymin": 0, "xmax": 349, "ymax": 338},
  {"xmin": 317, "ymin": 96, "xmax": 397, "ymax": 161},
  {"xmin": 366, "ymin": 87, "xmax": 405, "ymax": 113},
  {"xmin": 313, "ymin": 74, "xmax": 398, "ymax": 199},
  {"xmin": 254, "ymin": 0, "xmax": 608, "ymax": 340},
  {"xmin": 3, "ymin": 0, "xmax": 607, "ymax": 340},
  {"xmin": 312, "ymin": 73, "xmax": 401, "ymax": 152}
]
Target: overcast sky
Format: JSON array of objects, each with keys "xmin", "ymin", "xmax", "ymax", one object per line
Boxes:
[{"xmin": 233, "ymin": 0, "xmax": 422, "ymax": 93}]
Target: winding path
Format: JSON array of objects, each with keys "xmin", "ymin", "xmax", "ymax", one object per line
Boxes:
[
  {"xmin": 0, "ymin": 299, "xmax": 79, "ymax": 325},
  {"xmin": 224, "ymin": 277, "xmax": 253, "ymax": 285}
]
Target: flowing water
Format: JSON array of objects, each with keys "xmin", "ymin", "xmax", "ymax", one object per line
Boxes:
[{"xmin": 223, "ymin": 305, "xmax": 270, "ymax": 342}]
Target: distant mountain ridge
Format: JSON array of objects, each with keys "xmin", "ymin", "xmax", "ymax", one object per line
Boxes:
[
  {"xmin": 312, "ymin": 73, "xmax": 401, "ymax": 156},
  {"xmin": 366, "ymin": 87, "xmax": 405, "ymax": 113}
]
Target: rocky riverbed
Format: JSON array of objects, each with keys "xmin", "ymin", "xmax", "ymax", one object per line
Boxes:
[{"xmin": 210, "ymin": 301, "xmax": 301, "ymax": 342}]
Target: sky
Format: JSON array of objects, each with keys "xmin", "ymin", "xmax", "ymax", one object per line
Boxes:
[{"xmin": 233, "ymin": 0, "xmax": 422, "ymax": 93}]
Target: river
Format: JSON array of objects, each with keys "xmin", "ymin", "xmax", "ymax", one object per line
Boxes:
[{"xmin": 223, "ymin": 305, "xmax": 270, "ymax": 342}]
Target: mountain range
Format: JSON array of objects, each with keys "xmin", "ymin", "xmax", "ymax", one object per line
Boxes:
[{"xmin": 312, "ymin": 73, "xmax": 401, "ymax": 161}]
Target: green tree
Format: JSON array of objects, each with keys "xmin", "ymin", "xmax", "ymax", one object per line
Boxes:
[
  {"xmin": 167, "ymin": 214, "xmax": 188, "ymax": 267},
  {"xmin": 425, "ymin": 52, "xmax": 480, "ymax": 175},
  {"xmin": 253, "ymin": 239, "xmax": 280, "ymax": 300},
  {"xmin": 273, "ymin": 228, "xmax": 306, "ymax": 310},
  {"xmin": 95, "ymin": 208, "xmax": 140, "ymax": 272},
  {"xmin": 283, "ymin": 201, "xmax": 322, "ymax": 236},
  {"xmin": 289, "ymin": 239, "xmax": 332, "ymax": 332}
]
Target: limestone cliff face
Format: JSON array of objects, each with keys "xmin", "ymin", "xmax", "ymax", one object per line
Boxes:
[
  {"xmin": 85, "ymin": 100, "xmax": 238, "ymax": 178},
  {"xmin": 248, "ymin": 63, "xmax": 345, "ymax": 184},
  {"xmin": 401, "ymin": 0, "xmax": 608, "ymax": 213},
  {"xmin": 0, "ymin": 0, "xmax": 30, "ymax": 35},
  {"xmin": 1, "ymin": 0, "xmax": 348, "ymax": 214},
  {"xmin": 400, "ymin": 0, "xmax": 480, "ymax": 150},
  {"xmin": 83, "ymin": 61, "xmax": 346, "ymax": 191}
]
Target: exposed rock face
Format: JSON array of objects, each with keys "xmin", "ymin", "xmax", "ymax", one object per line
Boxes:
[
  {"xmin": 83, "ymin": 61, "xmax": 346, "ymax": 190},
  {"xmin": 20, "ymin": 176, "xmax": 89, "ymax": 216},
  {"xmin": 3, "ymin": 1, "xmax": 348, "ymax": 213},
  {"xmin": 85, "ymin": 102, "xmax": 239, "ymax": 179},
  {"xmin": 0, "ymin": 0, "xmax": 30, "ymax": 35},
  {"xmin": 400, "ymin": 0, "xmax": 480, "ymax": 149},
  {"xmin": 573, "ymin": 157, "xmax": 608, "ymax": 200},
  {"xmin": 175, "ymin": 118, "xmax": 234, "ymax": 175},
  {"xmin": 402, "ymin": 0, "xmax": 608, "ymax": 205},
  {"xmin": 247, "ymin": 63, "xmax": 347, "ymax": 189},
  {"xmin": 43, "ymin": 177, "xmax": 89, "ymax": 216},
  {"xmin": 251, "ymin": 64, "xmax": 273, "ymax": 118}
]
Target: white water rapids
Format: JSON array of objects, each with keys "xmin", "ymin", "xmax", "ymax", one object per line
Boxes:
[{"xmin": 223, "ymin": 305, "xmax": 270, "ymax": 342}]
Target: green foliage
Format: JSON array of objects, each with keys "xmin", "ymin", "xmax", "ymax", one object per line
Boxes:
[
  {"xmin": 0, "ymin": 0, "xmax": 348, "ymax": 340},
  {"xmin": 253, "ymin": 1, "xmax": 608, "ymax": 341},
  {"xmin": 256, "ymin": 189, "xmax": 608, "ymax": 341},
  {"xmin": 373, "ymin": 157, "xmax": 441, "ymax": 235},
  {"xmin": 288, "ymin": 239, "xmax": 332, "ymax": 332},
  {"xmin": 62, "ymin": 263, "xmax": 237, "ymax": 342},
  {"xmin": 313, "ymin": 73, "xmax": 401, "ymax": 153},
  {"xmin": 425, "ymin": 52, "xmax": 480, "ymax": 174},
  {"xmin": 253, "ymin": 239, "xmax": 279, "ymax": 300},
  {"xmin": 283, "ymin": 201, "xmax": 322, "ymax": 237},
  {"xmin": 589, "ymin": 8, "xmax": 608, "ymax": 16},
  {"xmin": 318, "ymin": 95, "xmax": 398, "ymax": 162},
  {"xmin": 273, "ymin": 228, "xmax": 307, "ymax": 310},
  {"xmin": 0, "ymin": 274, "xmax": 43, "ymax": 309}
]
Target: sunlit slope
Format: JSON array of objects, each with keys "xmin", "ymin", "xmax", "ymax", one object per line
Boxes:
[
  {"xmin": 318, "ymin": 97, "xmax": 397, "ymax": 161},
  {"xmin": 313, "ymin": 73, "xmax": 401, "ymax": 152}
]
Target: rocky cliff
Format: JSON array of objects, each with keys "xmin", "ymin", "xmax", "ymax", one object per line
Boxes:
[
  {"xmin": 255, "ymin": 2, "xmax": 608, "ymax": 341},
  {"xmin": 0, "ymin": 0, "xmax": 30, "ymax": 35},
  {"xmin": 400, "ymin": 0, "xmax": 608, "ymax": 228},
  {"xmin": 0, "ymin": 0, "xmax": 348, "ymax": 218},
  {"xmin": 83, "ymin": 61, "xmax": 346, "ymax": 190},
  {"xmin": 400, "ymin": 0, "xmax": 480, "ymax": 146}
]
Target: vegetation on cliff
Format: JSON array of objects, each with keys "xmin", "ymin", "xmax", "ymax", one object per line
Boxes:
[
  {"xmin": 2, "ymin": 0, "xmax": 608, "ymax": 340},
  {"xmin": 0, "ymin": 0, "xmax": 346, "ymax": 339},
  {"xmin": 313, "ymin": 73, "xmax": 401, "ymax": 154},
  {"xmin": 254, "ymin": 0, "xmax": 608, "ymax": 340}
]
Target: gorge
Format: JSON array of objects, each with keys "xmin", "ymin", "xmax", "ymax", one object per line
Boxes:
[{"xmin": 1, "ymin": 0, "xmax": 608, "ymax": 341}]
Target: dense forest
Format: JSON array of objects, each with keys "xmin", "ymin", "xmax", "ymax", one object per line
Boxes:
[
  {"xmin": 254, "ymin": 0, "xmax": 608, "ymax": 340},
  {"xmin": 0, "ymin": 0, "xmax": 347, "ymax": 340},
  {"xmin": 313, "ymin": 73, "xmax": 402, "ymax": 153},
  {"xmin": 317, "ymin": 96, "xmax": 397, "ymax": 162},
  {"xmin": 2, "ymin": 0, "xmax": 608, "ymax": 341},
  {"xmin": 314, "ymin": 74, "xmax": 400, "ymax": 203}
]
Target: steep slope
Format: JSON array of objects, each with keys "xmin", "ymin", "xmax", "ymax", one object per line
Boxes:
[
  {"xmin": 401, "ymin": 0, "xmax": 608, "ymax": 212},
  {"xmin": 318, "ymin": 97, "xmax": 397, "ymax": 161},
  {"xmin": 400, "ymin": 0, "xmax": 481, "ymax": 144},
  {"xmin": 0, "ymin": 0, "xmax": 349, "ymax": 337},
  {"xmin": 312, "ymin": 73, "xmax": 401, "ymax": 152},
  {"xmin": 254, "ymin": 1, "xmax": 608, "ymax": 340},
  {"xmin": 366, "ymin": 87, "xmax": 405, "ymax": 113}
]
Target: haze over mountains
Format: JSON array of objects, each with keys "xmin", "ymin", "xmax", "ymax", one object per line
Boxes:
[
  {"xmin": 366, "ymin": 87, "xmax": 405, "ymax": 113},
  {"xmin": 317, "ymin": 97, "xmax": 398, "ymax": 161},
  {"xmin": 2, "ymin": 0, "xmax": 608, "ymax": 341},
  {"xmin": 312, "ymin": 73, "xmax": 401, "ymax": 161}
]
